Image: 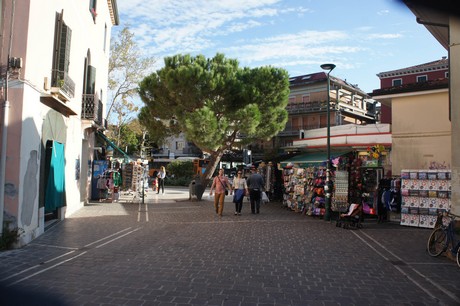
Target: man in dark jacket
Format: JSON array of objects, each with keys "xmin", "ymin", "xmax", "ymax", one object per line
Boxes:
[{"xmin": 246, "ymin": 166, "xmax": 265, "ymax": 214}]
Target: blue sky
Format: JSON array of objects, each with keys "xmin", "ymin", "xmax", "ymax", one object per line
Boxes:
[{"xmin": 115, "ymin": 0, "xmax": 447, "ymax": 93}]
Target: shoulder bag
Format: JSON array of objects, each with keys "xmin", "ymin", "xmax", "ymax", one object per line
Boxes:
[{"xmin": 218, "ymin": 177, "xmax": 229, "ymax": 195}]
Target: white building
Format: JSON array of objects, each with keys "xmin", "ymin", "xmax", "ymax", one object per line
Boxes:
[{"xmin": 0, "ymin": 0, "xmax": 119, "ymax": 245}]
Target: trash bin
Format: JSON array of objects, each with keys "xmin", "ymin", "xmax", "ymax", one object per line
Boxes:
[{"xmin": 190, "ymin": 175, "xmax": 205, "ymax": 200}]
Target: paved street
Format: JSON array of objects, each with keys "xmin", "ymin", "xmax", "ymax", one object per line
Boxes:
[{"xmin": 0, "ymin": 187, "xmax": 459, "ymax": 306}]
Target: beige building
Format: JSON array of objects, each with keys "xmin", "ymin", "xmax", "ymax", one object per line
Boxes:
[
  {"xmin": 372, "ymin": 69, "xmax": 450, "ymax": 175},
  {"xmin": 380, "ymin": 0, "xmax": 459, "ymax": 215},
  {"xmin": 0, "ymin": 1, "xmax": 119, "ymax": 245}
]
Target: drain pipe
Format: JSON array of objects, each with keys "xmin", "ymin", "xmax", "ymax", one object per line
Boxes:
[{"xmin": 0, "ymin": 0, "xmax": 16, "ymax": 235}]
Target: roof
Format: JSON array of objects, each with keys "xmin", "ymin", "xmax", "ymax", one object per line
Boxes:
[
  {"xmin": 280, "ymin": 151, "xmax": 350, "ymax": 167},
  {"xmin": 97, "ymin": 131, "xmax": 131, "ymax": 161},
  {"xmin": 403, "ymin": 0, "xmax": 451, "ymax": 50},
  {"xmin": 376, "ymin": 57, "xmax": 448, "ymax": 78},
  {"xmin": 289, "ymin": 72, "xmax": 368, "ymax": 97}
]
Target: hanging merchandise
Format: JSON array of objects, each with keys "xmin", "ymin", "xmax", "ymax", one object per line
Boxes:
[
  {"xmin": 332, "ymin": 170, "xmax": 349, "ymax": 213},
  {"xmin": 400, "ymin": 169, "xmax": 451, "ymax": 228}
]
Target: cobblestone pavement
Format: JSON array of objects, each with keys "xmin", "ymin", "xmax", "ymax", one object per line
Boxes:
[{"xmin": 1, "ymin": 187, "xmax": 459, "ymax": 305}]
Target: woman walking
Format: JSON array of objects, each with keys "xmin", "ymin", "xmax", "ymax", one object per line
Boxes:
[
  {"xmin": 209, "ymin": 169, "xmax": 232, "ymax": 218},
  {"xmin": 157, "ymin": 166, "xmax": 166, "ymax": 194},
  {"xmin": 232, "ymin": 170, "xmax": 249, "ymax": 215}
]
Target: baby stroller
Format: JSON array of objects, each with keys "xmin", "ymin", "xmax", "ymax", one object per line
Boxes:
[{"xmin": 336, "ymin": 203, "xmax": 363, "ymax": 229}]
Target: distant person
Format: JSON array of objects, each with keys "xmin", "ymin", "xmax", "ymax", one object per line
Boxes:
[
  {"xmin": 157, "ymin": 166, "xmax": 166, "ymax": 194},
  {"xmin": 247, "ymin": 166, "xmax": 265, "ymax": 214},
  {"xmin": 232, "ymin": 170, "xmax": 249, "ymax": 216},
  {"xmin": 209, "ymin": 168, "xmax": 232, "ymax": 218}
]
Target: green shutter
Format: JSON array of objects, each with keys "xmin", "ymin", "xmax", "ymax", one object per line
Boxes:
[{"xmin": 86, "ymin": 65, "xmax": 96, "ymax": 94}]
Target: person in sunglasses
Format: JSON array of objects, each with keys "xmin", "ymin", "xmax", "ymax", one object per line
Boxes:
[{"xmin": 232, "ymin": 170, "xmax": 249, "ymax": 215}]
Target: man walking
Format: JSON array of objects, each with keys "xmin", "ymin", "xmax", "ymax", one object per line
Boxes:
[{"xmin": 247, "ymin": 166, "xmax": 265, "ymax": 214}]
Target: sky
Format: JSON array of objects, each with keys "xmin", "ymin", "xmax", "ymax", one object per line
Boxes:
[{"xmin": 114, "ymin": 0, "xmax": 447, "ymax": 94}]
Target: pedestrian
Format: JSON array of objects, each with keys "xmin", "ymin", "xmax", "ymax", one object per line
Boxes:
[
  {"xmin": 232, "ymin": 170, "xmax": 249, "ymax": 216},
  {"xmin": 157, "ymin": 166, "xmax": 166, "ymax": 194},
  {"xmin": 209, "ymin": 168, "xmax": 232, "ymax": 218},
  {"xmin": 247, "ymin": 166, "xmax": 265, "ymax": 214}
]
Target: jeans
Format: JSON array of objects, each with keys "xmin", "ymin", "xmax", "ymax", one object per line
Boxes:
[
  {"xmin": 157, "ymin": 178, "xmax": 164, "ymax": 193},
  {"xmin": 233, "ymin": 189, "xmax": 245, "ymax": 213},
  {"xmin": 249, "ymin": 189, "xmax": 261, "ymax": 213},
  {"xmin": 214, "ymin": 193, "xmax": 225, "ymax": 216}
]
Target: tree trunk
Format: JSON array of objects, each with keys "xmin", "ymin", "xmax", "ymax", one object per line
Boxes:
[{"xmin": 199, "ymin": 150, "xmax": 223, "ymax": 187}]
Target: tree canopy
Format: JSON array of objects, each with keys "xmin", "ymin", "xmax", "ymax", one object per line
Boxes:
[{"xmin": 138, "ymin": 53, "xmax": 289, "ymax": 181}]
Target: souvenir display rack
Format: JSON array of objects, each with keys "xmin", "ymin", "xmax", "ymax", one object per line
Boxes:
[
  {"xmin": 400, "ymin": 169, "xmax": 451, "ymax": 228},
  {"xmin": 282, "ymin": 166, "xmax": 327, "ymax": 216},
  {"xmin": 332, "ymin": 170, "xmax": 349, "ymax": 213}
]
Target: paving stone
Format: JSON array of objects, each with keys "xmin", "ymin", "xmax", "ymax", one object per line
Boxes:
[{"xmin": 0, "ymin": 187, "xmax": 459, "ymax": 305}]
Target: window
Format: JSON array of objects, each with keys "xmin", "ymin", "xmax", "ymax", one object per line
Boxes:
[
  {"xmin": 176, "ymin": 141, "xmax": 184, "ymax": 150},
  {"xmin": 104, "ymin": 24, "xmax": 107, "ymax": 52},
  {"xmin": 89, "ymin": 0, "xmax": 97, "ymax": 21},
  {"xmin": 86, "ymin": 65, "xmax": 96, "ymax": 94},
  {"xmin": 392, "ymin": 78, "xmax": 402, "ymax": 87},
  {"xmin": 52, "ymin": 11, "xmax": 74, "ymax": 98},
  {"xmin": 302, "ymin": 95, "xmax": 310, "ymax": 103},
  {"xmin": 416, "ymin": 75, "xmax": 427, "ymax": 83}
]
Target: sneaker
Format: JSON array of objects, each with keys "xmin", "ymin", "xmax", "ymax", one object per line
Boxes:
[
  {"xmin": 238, "ymin": 213, "xmax": 241, "ymax": 216},
  {"xmin": 234, "ymin": 212, "xmax": 238, "ymax": 215}
]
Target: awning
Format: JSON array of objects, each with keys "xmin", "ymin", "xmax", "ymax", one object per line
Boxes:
[
  {"xmin": 280, "ymin": 151, "xmax": 350, "ymax": 168},
  {"xmin": 97, "ymin": 131, "xmax": 131, "ymax": 161}
]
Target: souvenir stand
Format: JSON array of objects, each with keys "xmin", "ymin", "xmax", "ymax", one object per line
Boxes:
[
  {"xmin": 400, "ymin": 169, "xmax": 451, "ymax": 228},
  {"xmin": 282, "ymin": 147, "xmax": 397, "ymax": 221},
  {"xmin": 282, "ymin": 153, "xmax": 353, "ymax": 217},
  {"xmin": 121, "ymin": 162, "xmax": 144, "ymax": 201},
  {"xmin": 282, "ymin": 165, "xmax": 327, "ymax": 216}
]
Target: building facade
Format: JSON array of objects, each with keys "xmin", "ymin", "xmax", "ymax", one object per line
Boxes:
[
  {"xmin": 0, "ymin": 0, "xmax": 119, "ymax": 245},
  {"xmin": 279, "ymin": 72, "xmax": 378, "ymax": 150},
  {"xmin": 372, "ymin": 59, "xmax": 450, "ymax": 176}
]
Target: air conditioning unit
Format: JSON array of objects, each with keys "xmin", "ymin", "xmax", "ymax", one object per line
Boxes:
[{"xmin": 44, "ymin": 77, "xmax": 50, "ymax": 91}]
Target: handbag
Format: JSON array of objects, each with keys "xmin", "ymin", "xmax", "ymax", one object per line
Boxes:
[{"xmin": 218, "ymin": 177, "xmax": 228, "ymax": 195}]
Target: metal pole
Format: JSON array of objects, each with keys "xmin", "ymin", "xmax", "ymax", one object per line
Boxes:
[
  {"xmin": 325, "ymin": 71, "xmax": 332, "ymax": 221},
  {"xmin": 321, "ymin": 64, "xmax": 335, "ymax": 221}
]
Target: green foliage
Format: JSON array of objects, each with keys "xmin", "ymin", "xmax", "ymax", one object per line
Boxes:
[
  {"xmin": 0, "ymin": 224, "xmax": 23, "ymax": 250},
  {"xmin": 138, "ymin": 53, "xmax": 290, "ymax": 179},
  {"xmin": 166, "ymin": 160, "xmax": 194, "ymax": 178},
  {"xmin": 162, "ymin": 160, "xmax": 195, "ymax": 186},
  {"xmin": 164, "ymin": 176, "xmax": 192, "ymax": 187}
]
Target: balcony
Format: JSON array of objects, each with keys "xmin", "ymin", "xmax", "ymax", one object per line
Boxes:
[
  {"xmin": 51, "ymin": 70, "xmax": 75, "ymax": 101},
  {"xmin": 278, "ymin": 123, "xmax": 338, "ymax": 137},
  {"xmin": 286, "ymin": 101, "xmax": 331, "ymax": 114},
  {"xmin": 82, "ymin": 94, "xmax": 103, "ymax": 126}
]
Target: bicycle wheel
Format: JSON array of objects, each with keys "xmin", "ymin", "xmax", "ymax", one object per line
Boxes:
[{"xmin": 427, "ymin": 227, "xmax": 447, "ymax": 257}]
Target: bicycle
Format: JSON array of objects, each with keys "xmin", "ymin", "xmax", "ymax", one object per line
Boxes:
[{"xmin": 426, "ymin": 211, "xmax": 460, "ymax": 268}]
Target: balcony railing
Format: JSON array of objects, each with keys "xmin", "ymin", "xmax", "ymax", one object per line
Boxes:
[
  {"xmin": 82, "ymin": 94, "xmax": 103, "ymax": 126},
  {"xmin": 278, "ymin": 123, "xmax": 338, "ymax": 137},
  {"xmin": 51, "ymin": 70, "xmax": 75, "ymax": 99},
  {"xmin": 286, "ymin": 101, "xmax": 331, "ymax": 114}
]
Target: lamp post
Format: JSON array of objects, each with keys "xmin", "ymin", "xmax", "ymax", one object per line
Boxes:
[{"xmin": 320, "ymin": 63, "xmax": 336, "ymax": 221}]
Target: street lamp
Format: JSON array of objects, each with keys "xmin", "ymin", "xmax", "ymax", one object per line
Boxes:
[{"xmin": 320, "ymin": 63, "xmax": 336, "ymax": 221}]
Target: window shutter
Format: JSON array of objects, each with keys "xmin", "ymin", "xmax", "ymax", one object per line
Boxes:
[
  {"xmin": 52, "ymin": 11, "xmax": 72, "ymax": 85},
  {"xmin": 86, "ymin": 65, "xmax": 96, "ymax": 94}
]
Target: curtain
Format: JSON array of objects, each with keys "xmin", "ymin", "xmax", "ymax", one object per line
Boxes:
[{"xmin": 45, "ymin": 141, "xmax": 66, "ymax": 213}]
